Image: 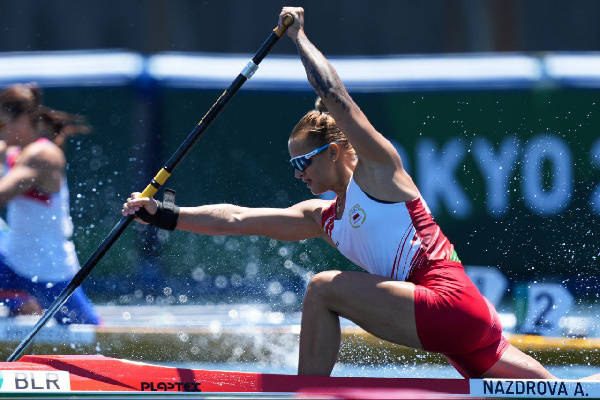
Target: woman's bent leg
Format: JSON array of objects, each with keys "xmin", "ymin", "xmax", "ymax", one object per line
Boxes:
[
  {"xmin": 298, "ymin": 277, "xmax": 341, "ymax": 376},
  {"xmin": 481, "ymin": 344, "xmax": 556, "ymax": 379},
  {"xmin": 298, "ymin": 270, "xmax": 421, "ymax": 376}
]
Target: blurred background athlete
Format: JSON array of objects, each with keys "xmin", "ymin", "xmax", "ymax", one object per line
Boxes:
[{"xmin": 0, "ymin": 83, "xmax": 99, "ymax": 325}]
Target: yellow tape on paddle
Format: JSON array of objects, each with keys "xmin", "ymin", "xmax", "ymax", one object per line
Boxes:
[
  {"xmin": 273, "ymin": 14, "xmax": 293, "ymax": 37},
  {"xmin": 140, "ymin": 168, "xmax": 171, "ymax": 198}
]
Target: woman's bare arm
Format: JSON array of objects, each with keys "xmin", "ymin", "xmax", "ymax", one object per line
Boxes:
[
  {"xmin": 177, "ymin": 199, "xmax": 330, "ymax": 241},
  {"xmin": 0, "ymin": 142, "xmax": 63, "ymax": 207},
  {"xmin": 123, "ymin": 195, "xmax": 332, "ymax": 243},
  {"xmin": 281, "ymin": 8, "xmax": 419, "ymax": 202},
  {"xmin": 282, "ymin": 7, "xmax": 401, "ymax": 168}
]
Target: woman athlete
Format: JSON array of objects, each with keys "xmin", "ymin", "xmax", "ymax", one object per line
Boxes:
[
  {"xmin": 123, "ymin": 7, "xmax": 556, "ymax": 378},
  {"xmin": 0, "ymin": 83, "xmax": 99, "ymax": 325}
]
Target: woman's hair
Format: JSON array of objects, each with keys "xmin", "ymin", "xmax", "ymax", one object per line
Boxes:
[
  {"xmin": 0, "ymin": 83, "xmax": 90, "ymax": 147},
  {"xmin": 290, "ymin": 97, "xmax": 353, "ymax": 153}
]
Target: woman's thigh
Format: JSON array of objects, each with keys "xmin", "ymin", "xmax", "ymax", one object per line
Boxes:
[{"xmin": 305, "ymin": 270, "xmax": 422, "ymax": 349}]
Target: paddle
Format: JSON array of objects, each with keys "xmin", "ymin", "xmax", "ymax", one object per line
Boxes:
[{"xmin": 7, "ymin": 13, "xmax": 294, "ymax": 362}]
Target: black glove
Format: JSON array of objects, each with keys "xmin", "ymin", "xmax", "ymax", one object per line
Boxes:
[{"xmin": 135, "ymin": 188, "xmax": 180, "ymax": 231}]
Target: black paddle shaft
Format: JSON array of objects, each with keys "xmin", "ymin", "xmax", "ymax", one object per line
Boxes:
[{"xmin": 7, "ymin": 14, "xmax": 294, "ymax": 362}]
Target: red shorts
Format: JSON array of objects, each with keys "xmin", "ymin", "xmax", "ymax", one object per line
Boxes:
[{"xmin": 409, "ymin": 260, "xmax": 510, "ymax": 377}]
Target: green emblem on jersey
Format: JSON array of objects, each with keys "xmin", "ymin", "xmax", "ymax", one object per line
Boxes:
[{"xmin": 451, "ymin": 248, "xmax": 461, "ymax": 263}]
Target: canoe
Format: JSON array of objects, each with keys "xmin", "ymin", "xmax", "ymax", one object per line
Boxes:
[
  {"xmin": 0, "ymin": 354, "xmax": 465, "ymax": 398},
  {"xmin": 0, "ymin": 354, "xmax": 599, "ymax": 399}
]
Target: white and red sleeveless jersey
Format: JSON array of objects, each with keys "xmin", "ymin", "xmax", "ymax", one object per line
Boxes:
[
  {"xmin": 3, "ymin": 140, "xmax": 79, "ymax": 282},
  {"xmin": 321, "ymin": 176, "xmax": 460, "ymax": 281}
]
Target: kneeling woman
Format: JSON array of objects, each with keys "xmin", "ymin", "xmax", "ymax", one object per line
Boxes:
[{"xmin": 123, "ymin": 7, "xmax": 556, "ymax": 378}]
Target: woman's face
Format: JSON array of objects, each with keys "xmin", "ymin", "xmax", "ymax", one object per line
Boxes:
[
  {"xmin": 0, "ymin": 114, "xmax": 33, "ymax": 146},
  {"xmin": 288, "ymin": 137, "xmax": 336, "ymax": 196}
]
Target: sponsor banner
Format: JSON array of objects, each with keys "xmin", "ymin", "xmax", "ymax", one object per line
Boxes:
[
  {"xmin": 141, "ymin": 381, "xmax": 202, "ymax": 391},
  {"xmin": 471, "ymin": 379, "xmax": 600, "ymax": 398},
  {"xmin": 0, "ymin": 370, "xmax": 70, "ymax": 392}
]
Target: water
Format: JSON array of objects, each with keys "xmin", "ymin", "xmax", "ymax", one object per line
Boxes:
[
  {"xmin": 78, "ymin": 304, "xmax": 600, "ymax": 381},
  {"xmin": 6, "ymin": 304, "xmax": 599, "ymax": 381}
]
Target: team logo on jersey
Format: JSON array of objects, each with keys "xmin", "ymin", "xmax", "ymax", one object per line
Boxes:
[{"xmin": 349, "ymin": 204, "xmax": 366, "ymax": 228}]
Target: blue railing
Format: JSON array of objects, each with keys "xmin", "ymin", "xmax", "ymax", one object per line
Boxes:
[{"xmin": 1, "ymin": 51, "xmax": 599, "ymax": 90}]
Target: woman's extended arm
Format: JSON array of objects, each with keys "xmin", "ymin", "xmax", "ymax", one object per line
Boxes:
[
  {"xmin": 178, "ymin": 200, "xmax": 329, "ymax": 241},
  {"xmin": 123, "ymin": 195, "xmax": 332, "ymax": 243}
]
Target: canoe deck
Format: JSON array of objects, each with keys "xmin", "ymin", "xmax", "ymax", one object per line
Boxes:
[{"xmin": 0, "ymin": 354, "xmax": 469, "ymax": 399}]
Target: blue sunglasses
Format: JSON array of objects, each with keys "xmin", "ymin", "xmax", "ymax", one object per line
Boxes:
[{"xmin": 290, "ymin": 140, "xmax": 339, "ymax": 172}]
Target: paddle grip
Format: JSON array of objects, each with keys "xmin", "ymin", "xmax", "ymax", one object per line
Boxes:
[{"xmin": 273, "ymin": 14, "xmax": 294, "ymax": 37}]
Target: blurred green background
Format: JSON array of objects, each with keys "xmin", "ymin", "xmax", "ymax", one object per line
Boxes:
[{"xmin": 36, "ymin": 78, "xmax": 599, "ymax": 306}]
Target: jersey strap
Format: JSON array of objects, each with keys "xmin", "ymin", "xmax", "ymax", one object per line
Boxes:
[{"xmin": 406, "ymin": 197, "xmax": 460, "ymax": 264}]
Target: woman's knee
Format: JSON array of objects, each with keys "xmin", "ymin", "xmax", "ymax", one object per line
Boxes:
[
  {"xmin": 308, "ymin": 270, "xmax": 341, "ymax": 289},
  {"xmin": 303, "ymin": 270, "xmax": 342, "ymax": 304}
]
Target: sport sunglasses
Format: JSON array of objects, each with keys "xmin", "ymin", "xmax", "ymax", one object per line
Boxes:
[{"xmin": 289, "ymin": 140, "xmax": 339, "ymax": 172}]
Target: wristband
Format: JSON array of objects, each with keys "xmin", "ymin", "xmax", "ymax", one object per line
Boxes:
[{"xmin": 135, "ymin": 188, "xmax": 180, "ymax": 231}]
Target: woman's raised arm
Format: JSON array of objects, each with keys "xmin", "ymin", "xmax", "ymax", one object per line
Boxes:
[{"xmin": 280, "ymin": 7, "xmax": 401, "ymax": 169}]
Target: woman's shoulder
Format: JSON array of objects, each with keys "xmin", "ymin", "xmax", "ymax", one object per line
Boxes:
[
  {"xmin": 290, "ymin": 197, "xmax": 336, "ymax": 222},
  {"xmin": 353, "ymin": 165, "xmax": 419, "ymax": 203},
  {"xmin": 292, "ymin": 197, "xmax": 336, "ymax": 212},
  {"xmin": 20, "ymin": 139, "xmax": 65, "ymax": 168},
  {"xmin": 290, "ymin": 198, "xmax": 337, "ymax": 239}
]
